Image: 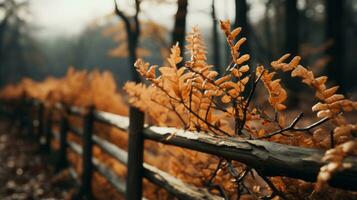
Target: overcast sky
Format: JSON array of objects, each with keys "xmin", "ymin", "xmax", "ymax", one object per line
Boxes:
[{"xmin": 29, "ymin": 0, "xmax": 265, "ymax": 38}]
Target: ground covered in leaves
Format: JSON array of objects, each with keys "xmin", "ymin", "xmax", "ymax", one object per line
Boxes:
[{"xmin": 0, "ymin": 119, "xmax": 75, "ymax": 200}]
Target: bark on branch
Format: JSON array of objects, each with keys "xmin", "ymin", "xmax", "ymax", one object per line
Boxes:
[{"xmin": 144, "ymin": 126, "xmax": 357, "ymax": 191}]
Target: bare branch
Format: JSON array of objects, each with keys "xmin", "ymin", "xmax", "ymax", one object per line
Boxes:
[
  {"xmin": 259, "ymin": 113, "xmax": 330, "ymax": 139},
  {"xmin": 113, "ymin": 0, "xmax": 131, "ymax": 34},
  {"xmin": 154, "ymin": 83, "xmax": 231, "ymax": 136},
  {"xmin": 238, "ymin": 70, "xmax": 264, "ymax": 136}
]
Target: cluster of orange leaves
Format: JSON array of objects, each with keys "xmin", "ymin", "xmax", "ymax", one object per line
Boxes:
[
  {"xmin": 270, "ymin": 54, "xmax": 357, "ymax": 189},
  {"xmin": 316, "ymin": 141, "xmax": 356, "ymax": 190},
  {"xmin": 126, "ymin": 24, "xmax": 253, "ymax": 135},
  {"xmin": 272, "ymin": 54, "xmax": 357, "ymax": 144},
  {"xmin": 0, "ymin": 68, "xmax": 128, "ymax": 114}
]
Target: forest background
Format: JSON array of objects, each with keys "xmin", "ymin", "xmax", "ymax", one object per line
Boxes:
[{"xmin": 0, "ymin": 0, "xmax": 356, "ymax": 96}]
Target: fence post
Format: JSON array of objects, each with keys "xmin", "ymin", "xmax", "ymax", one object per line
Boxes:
[
  {"xmin": 126, "ymin": 107, "xmax": 145, "ymax": 200},
  {"xmin": 44, "ymin": 111, "xmax": 53, "ymax": 153},
  {"xmin": 19, "ymin": 97, "xmax": 32, "ymax": 135},
  {"xmin": 37, "ymin": 102, "xmax": 44, "ymax": 143},
  {"xmin": 26, "ymin": 99, "xmax": 35, "ymax": 137},
  {"xmin": 80, "ymin": 106, "xmax": 94, "ymax": 200},
  {"xmin": 56, "ymin": 109, "xmax": 68, "ymax": 171}
]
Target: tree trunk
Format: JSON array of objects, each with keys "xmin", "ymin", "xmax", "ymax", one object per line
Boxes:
[
  {"xmin": 172, "ymin": 0, "xmax": 188, "ymax": 65},
  {"xmin": 263, "ymin": 0, "xmax": 274, "ymax": 61},
  {"xmin": 127, "ymin": 31, "xmax": 141, "ymax": 83},
  {"xmin": 325, "ymin": 0, "xmax": 344, "ymax": 91},
  {"xmin": 284, "ymin": 0, "xmax": 300, "ymax": 105},
  {"xmin": 114, "ymin": 0, "xmax": 141, "ymax": 83},
  {"xmin": 285, "ymin": 0, "xmax": 299, "ymax": 55},
  {"xmin": 234, "ymin": 0, "xmax": 251, "ymax": 97},
  {"xmin": 211, "ymin": 0, "xmax": 221, "ymax": 74},
  {"xmin": 234, "ymin": 0, "xmax": 249, "ymax": 56}
]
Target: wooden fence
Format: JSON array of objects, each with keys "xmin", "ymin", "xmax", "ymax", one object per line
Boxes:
[{"xmin": 1, "ymin": 98, "xmax": 357, "ymax": 200}]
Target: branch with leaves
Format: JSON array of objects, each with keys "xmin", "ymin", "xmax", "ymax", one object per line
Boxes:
[{"xmin": 124, "ymin": 19, "xmax": 357, "ymax": 198}]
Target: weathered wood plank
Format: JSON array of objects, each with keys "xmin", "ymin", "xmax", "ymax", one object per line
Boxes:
[
  {"xmin": 93, "ymin": 110, "xmax": 129, "ymax": 131},
  {"xmin": 35, "ymin": 99, "xmax": 357, "ymax": 192},
  {"xmin": 53, "ymin": 103, "xmax": 83, "ymax": 117},
  {"xmin": 92, "ymin": 158, "xmax": 126, "ymax": 194},
  {"xmin": 67, "ymin": 141, "xmax": 126, "ymax": 195},
  {"xmin": 54, "ymin": 102, "xmax": 63, "ymax": 111},
  {"xmin": 92, "ymin": 134, "xmax": 224, "ymax": 200},
  {"xmin": 92, "ymin": 135, "xmax": 127, "ymax": 164},
  {"xmin": 144, "ymin": 164, "xmax": 223, "ymax": 200},
  {"xmin": 68, "ymin": 167, "xmax": 80, "ymax": 186},
  {"xmin": 68, "ymin": 140, "xmax": 82, "ymax": 155},
  {"xmin": 68, "ymin": 106, "xmax": 83, "ymax": 116},
  {"xmin": 91, "ymin": 109, "xmax": 357, "ymax": 191},
  {"xmin": 68, "ymin": 124, "xmax": 82, "ymax": 137},
  {"xmin": 143, "ymin": 126, "xmax": 357, "ymax": 191}
]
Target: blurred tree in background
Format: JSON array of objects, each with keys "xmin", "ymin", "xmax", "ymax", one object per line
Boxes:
[
  {"xmin": 0, "ymin": 0, "xmax": 356, "ymax": 95},
  {"xmin": 0, "ymin": 0, "xmax": 41, "ymax": 86}
]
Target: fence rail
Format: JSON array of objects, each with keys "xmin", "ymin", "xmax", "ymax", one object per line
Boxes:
[{"xmin": 1, "ymin": 99, "xmax": 357, "ymax": 200}]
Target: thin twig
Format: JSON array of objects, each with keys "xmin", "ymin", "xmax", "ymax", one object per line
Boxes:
[
  {"xmin": 259, "ymin": 113, "xmax": 330, "ymax": 139},
  {"xmin": 258, "ymin": 173, "xmax": 287, "ymax": 200},
  {"xmin": 207, "ymin": 158, "xmax": 224, "ymax": 184},
  {"xmin": 155, "ymin": 83, "xmax": 231, "ymax": 136},
  {"xmin": 170, "ymin": 102, "xmax": 188, "ymax": 128},
  {"xmin": 185, "ymin": 64, "xmax": 236, "ymax": 101},
  {"xmin": 113, "ymin": 0, "xmax": 131, "ymax": 33},
  {"xmin": 205, "ymin": 158, "xmax": 229, "ymax": 199},
  {"xmin": 238, "ymin": 71, "xmax": 264, "ymax": 135},
  {"xmin": 330, "ymin": 130, "xmax": 335, "ymax": 148},
  {"xmin": 226, "ymin": 161, "xmax": 253, "ymax": 198}
]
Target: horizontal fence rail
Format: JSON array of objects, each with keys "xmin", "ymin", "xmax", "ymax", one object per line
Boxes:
[
  {"xmin": 64, "ymin": 116, "xmax": 223, "ymax": 200},
  {"xmin": 94, "ymin": 110, "xmax": 130, "ymax": 131},
  {"xmin": 1, "ymin": 99, "xmax": 357, "ymax": 200},
  {"xmin": 89, "ymin": 107, "xmax": 357, "ymax": 191}
]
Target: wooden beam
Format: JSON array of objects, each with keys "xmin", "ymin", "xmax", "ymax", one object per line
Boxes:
[
  {"xmin": 94, "ymin": 110, "xmax": 129, "ymax": 131},
  {"xmin": 89, "ymin": 109, "xmax": 357, "ymax": 191},
  {"xmin": 126, "ymin": 107, "xmax": 145, "ymax": 200},
  {"xmin": 67, "ymin": 141, "xmax": 126, "ymax": 195},
  {"xmin": 91, "ymin": 134, "xmax": 223, "ymax": 199},
  {"xmin": 30, "ymin": 100, "xmax": 357, "ymax": 192},
  {"xmin": 56, "ymin": 115, "xmax": 68, "ymax": 171},
  {"xmin": 80, "ymin": 107, "xmax": 95, "ymax": 199},
  {"xmin": 144, "ymin": 164, "xmax": 223, "ymax": 200},
  {"xmin": 143, "ymin": 126, "xmax": 357, "ymax": 191}
]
